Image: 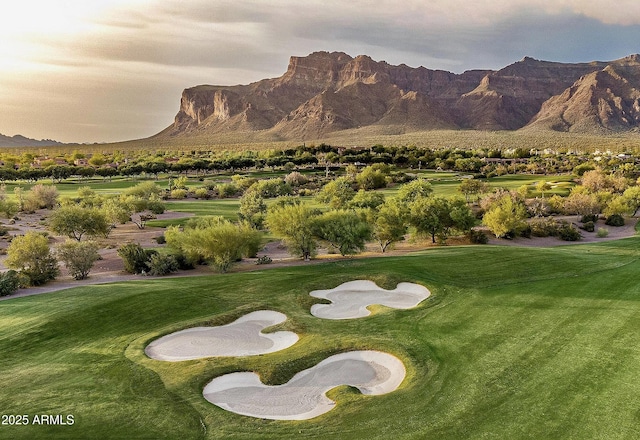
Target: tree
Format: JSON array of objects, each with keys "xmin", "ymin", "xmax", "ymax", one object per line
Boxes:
[
  {"xmin": 6, "ymin": 232, "xmax": 58, "ymax": 286},
  {"xmin": 410, "ymin": 196, "xmax": 454, "ymax": 243},
  {"xmin": 56, "ymin": 240, "xmax": 100, "ymax": 280},
  {"xmin": 238, "ymin": 189, "xmax": 267, "ymax": 228},
  {"xmin": 397, "ymin": 178, "xmax": 433, "ymax": 203},
  {"xmin": 482, "ymin": 194, "xmax": 527, "ymax": 238},
  {"xmin": 563, "ymin": 190, "xmax": 600, "ymax": 219},
  {"xmin": 165, "ymin": 219, "xmax": 261, "ymax": 272},
  {"xmin": 49, "ymin": 205, "xmax": 109, "ymax": 241},
  {"xmin": 621, "ymin": 186, "xmax": 640, "ymax": 216},
  {"xmin": 349, "ymin": 189, "xmax": 385, "ymax": 209},
  {"xmin": 356, "ymin": 166, "xmax": 388, "ymax": 190},
  {"xmin": 458, "ymin": 178, "xmax": 489, "ymax": 203},
  {"xmin": 535, "ymin": 180, "xmax": 552, "ymax": 198},
  {"xmin": 314, "ymin": 210, "xmax": 372, "ymax": 256},
  {"xmin": 100, "ymin": 197, "xmax": 132, "ymax": 234},
  {"xmin": 266, "ymin": 203, "xmax": 319, "ymax": 260},
  {"xmin": 315, "ymin": 177, "xmax": 355, "ymax": 209},
  {"xmin": 373, "ymin": 198, "xmax": 408, "ymax": 252}
]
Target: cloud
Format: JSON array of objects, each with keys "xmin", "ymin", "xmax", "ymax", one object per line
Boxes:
[{"xmin": 1, "ymin": 0, "xmax": 639, "ymax": 142}]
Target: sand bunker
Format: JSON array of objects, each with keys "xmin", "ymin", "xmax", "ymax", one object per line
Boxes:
[
  {"xmin": 203, "ymin": 350, "xmax": 406, "ymax": 420},
  {"xmin": 145, "ymin": 310, "xmax": 298, "ymax": 361},
  {"xmin": 310, "ymin": 280, "xmax": 430, "ymax": 320}
]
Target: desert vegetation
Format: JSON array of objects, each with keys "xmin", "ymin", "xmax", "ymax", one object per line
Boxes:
[{"xmin": 0, "ymin": 142, "xmax": 637, "ymax": 294}]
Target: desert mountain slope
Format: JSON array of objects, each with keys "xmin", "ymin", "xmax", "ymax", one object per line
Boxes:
[
  {"xmin": 525, "ymin": 55, "xmax": 640, "ymax": 132},
  {"xmin": 0, "ymin": 133, "xmax": 66, "ymax": 147},
  {"xmin": 155, "ymin": 51, "xmax": 640, "ymax": 142}
]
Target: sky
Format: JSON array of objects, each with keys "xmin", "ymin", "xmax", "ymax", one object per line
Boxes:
[{"xmin": 1, "ymin": 0, "xmax": 639, "ymax": 144}]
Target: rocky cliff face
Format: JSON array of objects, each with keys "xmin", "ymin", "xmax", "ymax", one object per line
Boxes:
[
  {"xmin": 526, "ymin": 55, "xmax": 640, "ymax": 132},
  {"xmin": 158, "ymin": 51, "xmax": 640, "ymax": 141}
]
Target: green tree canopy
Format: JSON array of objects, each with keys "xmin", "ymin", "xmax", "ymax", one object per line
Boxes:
[
  {"xmin": 266, "ymin": 203, "xmax": 319, "ymax": 260},
  {"xmin": 314, "ymin": 210, "xmax": 372, "ymax": 256},
  {"xmin": 482, "ymin": 194, "xmax": 528, "ymax": 238},
  {"xmin": 49, "ymin": 205, "xmax": 109, "ymax": 241},
  {"xmin": 6, "ymin": 231, "xmax": 58, "ymax": 286}
]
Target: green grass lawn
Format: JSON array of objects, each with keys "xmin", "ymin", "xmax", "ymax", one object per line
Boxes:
[{"xmin": 2, "ymin": 238, "xmax": 640, "ymax": 439}]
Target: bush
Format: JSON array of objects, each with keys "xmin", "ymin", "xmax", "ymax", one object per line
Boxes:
[
  {"xmin": 557, "ymin": 222, "xmax": 581, "ymax": 241},
  {"xmin": 256, "ymin": 255, "xmax": 272, "ymax": 265},
  {"xmin": 117, "ymin": 243, "xmax": 157, "ymax": 274},
  {"xmin": 0, "ymin": 270, "xmax": 20, "ymax": 296},
  {"xmin": 581, "ymin": 221, "xmax": 595, "ymax": 232},
  {"xmin": 147, "ymin": 200, "xmax": 165, "ymax": 215},
  {"xmin": 170, "ymin": 189, "xmax": 188, "ymax": 199},
  {"xmin": 596, "ymin": 227, "xmax": 609, "ymax": 238},
  {"xmin": 56, "ymin": 240, "xmax": 100, "ymax": 280},
  {"xmin": 146, "ymin": 253, "xmax": 179, "ymax": 276},
  {"xmin": 469, "ymin": 229, "xmax": 488, "ymax": 244},
  {"xmin": 154, "ymin": 234, "xmax": 166, "ymax": 244},
  {"xmin": 5, "ymin": 232, "xmax": 59, "ymax": 286},
  {"xmin": 529, "ymin": 217, "xmax": 559, "ymax": 237},
  {"xmin": 193, "ymin": 188, "xmax": 210, "ymax": 199},
  {"xmin": 605, "ymin": 214, "xmax": 625, "ymax": 227},
  {"xmin": 581, "ymin": 214, "xmax": 599, "ymax": 223}
]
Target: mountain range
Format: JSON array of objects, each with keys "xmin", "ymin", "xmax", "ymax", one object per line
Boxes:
[
  {"xmin": 154, "ymin": 51, "xmax": 640, "ymax": 142},
  {"xmin": 0, "ymin": 133, "xmax": 66, "ymax": 148}
]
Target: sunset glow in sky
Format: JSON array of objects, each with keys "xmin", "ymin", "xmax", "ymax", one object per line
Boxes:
[{"xmin": 1, "ymin": 0, "xmax": 639, "ymax": 143}]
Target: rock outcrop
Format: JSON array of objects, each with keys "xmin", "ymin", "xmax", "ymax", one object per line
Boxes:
[{"xmin": 156, "ymin": 51, "xmax": 640, "ymax": 141}]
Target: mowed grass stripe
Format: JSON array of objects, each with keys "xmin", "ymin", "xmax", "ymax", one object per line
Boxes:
[{"xmin": 1, "ymin": 239, "xmax": 640, "ymax": 438}]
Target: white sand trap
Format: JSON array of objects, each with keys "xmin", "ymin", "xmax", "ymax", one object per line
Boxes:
[
  {"xmin": 310, "ymin": 280, "xmax": 430, "ymax": 320},
  {"xmin": 145, "ymin": 310, "xmax": 298, "ymax": 361},
  {"xmin": 203, "ymin": 350, "xmax": 406, "ymax": 420}
]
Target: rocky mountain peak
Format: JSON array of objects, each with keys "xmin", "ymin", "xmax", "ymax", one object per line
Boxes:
[{"xmin": 156, "ymin": 52, "xmax": 640, "ymax": 141}]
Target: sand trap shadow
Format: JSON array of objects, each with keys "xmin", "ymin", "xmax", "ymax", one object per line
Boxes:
[
  {"xmin": 145, "ymin": 310, "xmax": 299, "ymax": 361},
  {"xmin": 310, "ymin": 280, "xmax": 430, "ymax": 320},
  {"xmin": 203, "ymin": 350, "xmax": 406, "ymax": 420}
]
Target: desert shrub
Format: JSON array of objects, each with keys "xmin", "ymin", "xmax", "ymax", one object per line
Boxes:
[
  {"xmin": 216, "ymin": 183, "xmax": 241, "ymax": 198},
  {"xmin": 154, "ymin": 234, "xmax": 166, "ymax": 244},
  {"xmin": 529, "ymin": 217, "xmax": 559, "ymax": 237},
  {"xmin": 147, "ymin": 200, "xmax": 166, "ymax": 215},
  {"xmin": 56, "ymin": 240, "xmax": 100, "ymax": 280},
  {"xmin": 0, "ymin": 226, "xmax": 8, "ymax": 237},
  {"xmin": 146, "ymin": 253, "xmax": 179, "ymax": 276},
  {"xmin": 596, "ymin": 227, "xmax": 609, "ymax": 238},
  {"xmin": 469, "ymin": 229, "xmax": 488, "ymax": 244},
  {"xmin": 26, "ymin": 184, "xmax": 59, "ymax": 210},
  {"xmin": 124, "ymin": 181, "xmax": 163, "ymax": 199},
  {"xmin": 605, "ymin": 214, "xmax": 625, "ymax": 226},
  {"xmin": 0, "ymin": 270, "xmax": 20, "ymax": 296},
  {"xmin": 193, "ymin": 188, "xmax": 210, "ymax": 199},
  {"xmin": 581, "ymin": 214, "xmax": 599, "ymax": 223},
  {"xmin": 172, "ymin": 253, "xmax": 197, "ymax": 270},
  {"xmin": 581, "ymin": 221, "xmax": 595, "ymax": 232},
  {"xmin": 256, "ymin": 255, "xmax": 272, "ymax": 265},
  {"xmin": 202, "ymin": 180, "xmax": 218, "ymax": 190},
  {"xmin": 557, "ymin": 222, "xmax": 581, "ymax": 241},
  {"xmin": 285, "ymin": 171, "xmax": 309, "ymax": 186},
  {"xmin": 117, "ymin": 243, "xmax": 157, "ymax": 274},
  {"xmin": 170, "ymin": 189, "xmax": 188, "ymax": 199},
  {"xmin": 5, "ymin": 232, "xmax": 59, "ymax": 286}
]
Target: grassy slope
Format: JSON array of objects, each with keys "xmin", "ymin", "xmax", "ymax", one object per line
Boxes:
[{"xmin": 2, "ymin": 239, "xmax": 640, "ymax": 439}]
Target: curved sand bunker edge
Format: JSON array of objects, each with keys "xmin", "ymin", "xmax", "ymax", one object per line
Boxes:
[
  {"xmin": 203, "ymin": 350, "xmax": 407, "ymax": 420},
  {"xmin": 145, "ymin": 310, "xmax": 299, "ymax": 361},
  {"xmin": 310, "ymin": 280, "xmax": 431, "ymax": 320}
]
